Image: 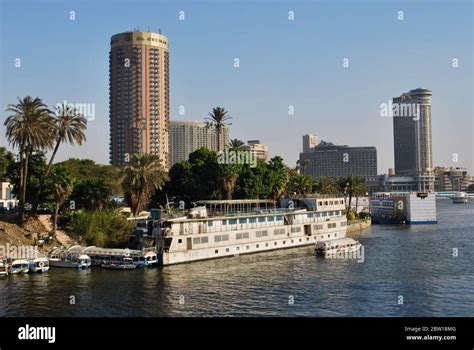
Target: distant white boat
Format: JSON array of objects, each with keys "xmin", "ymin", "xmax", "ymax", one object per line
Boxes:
[
  {"xmin": 451, "ymin": 192, "xmax": 470, "ymax": 204},
  {"xmin": 315, "ymin": 237, "xmax": 362, "ymax": 258}
]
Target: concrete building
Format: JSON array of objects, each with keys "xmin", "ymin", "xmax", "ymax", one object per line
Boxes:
[
  {"xmin": 245, "ymin": 140, "xmax": 269, "ymax": 161},
  {"xmin": 377, "ymin": 174, "xmax": 418, "ymax": 193},
  {"xmin": 434, "ymin": 167, "xmax": 473, "ymax": 192},
  {"xmin": 299, "ymin": 138, "xmax": 377, "ymax": 183},
  {"xmin": 302, "ymin": 134, "xmax": 320, "ymax": 152},
  {"xmin": 0, "ymin": 182, "xmax": 17, "ymax": 209},
  {"xmin": 170, "ymin": 120, "xmax": 229, "ymax": 166},
  {"xmin": 393, "ymin": 88, "xmax": 434, "ymax": 191},
  {"xmin": 109, "ymin": 31, "xmax": 170, "ymax": 168}
]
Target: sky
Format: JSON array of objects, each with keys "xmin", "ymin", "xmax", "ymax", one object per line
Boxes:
[{"xmin": 0, "ymin": 0, "xmax": 472, "ymax": 174}]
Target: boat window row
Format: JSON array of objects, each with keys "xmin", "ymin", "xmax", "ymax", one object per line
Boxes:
[
  {"xmin": 215, "ymin": 215, "xmax": 285, "ymax": 226},
  {"xmin": 307, "ymin": 211, "xmax": 341, "ymax": 218},
  {"xmin": 193, "ymin": 236, "xmax": 209, "ymax": 245},
  {"xmin": 214, "ymin": 234, "xmax": 229, "ymax": 242},
  {"xmin": 318, "ymin": 200, "xmax": 344, "ymax": 206}
]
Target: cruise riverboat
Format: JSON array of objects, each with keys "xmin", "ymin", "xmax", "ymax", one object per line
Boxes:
[{"xmin": 149, "ymin": 197, "xmax": 348, "ymax": 265}]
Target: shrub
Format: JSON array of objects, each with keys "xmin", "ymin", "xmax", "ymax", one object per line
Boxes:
[
  {"xmin": 68, "ymin": 210, "xmax": 134, "ymax": 247},
  {"xmin": 358, "ymin": 212, "xmax": 371, "ymax": 220},
  {"xmin": 346, "ymin": 211, "xmax": 356, "ymax": 221}
]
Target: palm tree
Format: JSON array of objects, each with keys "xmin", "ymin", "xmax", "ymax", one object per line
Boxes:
[
  {"xmin": 341, "ymin": 175, "xmax": 367, "ymax": 212},
  {"xmin": 267, "ymin": 156, "xmax": 289, "ymax": 200},
  {"xmin": 49, "ymin": 167, "xmax": 74, "ymax": 234},
  {"xmin": 228, "ymin": 138, "xmax": 245, "ymax": 150},
  {"xmin": 31, "ymin": 103, "xmax": 87, "ymax": 214},
  {"xmin": 4, "ymin": 96, "xmax": 55, "ymax": 223},
  {"xmin": 315, "ymin": 177, "xmax": 340, "ymax": 195},
  {"xmin": 295, "ymin": 159, "xmax": 310, "ymax": 174},
  {"xmin": 286, "ymin": 173, "xmax": 314, "ymax": 196},
  {"xmin": 352, "ymin": 176, "xmax": 368, "ymax": 213},
  {"xmin": 121, "ymin": 154, "xmax": 169, "ymax": 216},
  {"xmin": 219, "ymin": 163, "xmax": 241, "ymax": 200},
  {"xmin": 206, "ymin": 107, "xmax": 231, "ymax": 152}
]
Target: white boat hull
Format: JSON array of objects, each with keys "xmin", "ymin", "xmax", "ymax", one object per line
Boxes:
[{"xmin": 49, "ymin": 259, "xmax": 91, "ymax": 269}]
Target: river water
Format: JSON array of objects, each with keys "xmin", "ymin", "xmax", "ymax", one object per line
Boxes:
[{"xmin": 1, "ymin": 199, "xmax": 473, "ymax": 317}]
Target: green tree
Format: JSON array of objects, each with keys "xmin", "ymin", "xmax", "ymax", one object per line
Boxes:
[
  {"xmin": 352, "ymin": 176, "xmax": 368, "ymax": 213},
  {"xmin": 187, "ymin": 148, "xmax": 221, "ymax": 200},
  {"xmin": 70, "ymin": 179, "xmax": 112, "ymax": 211},
  {"xmin": 0, "ymin": 147, "xmax": 14, "ymax": 181},
  {"xmin": 340, "ymin": 175, "xmax": 367, "ymax": 211},
  {"xmin": 32, "ymin": 103, "xmax": 87, "ymax": 214},
  {"xmin": 267, "ymin": 156, "xmax": 289, "ymax": 200},
  {"xmin": 6, "ymin": 152, "xmax": 49, "ymax": 206},
  {"xmin": 121, "ymin": 154, "xmax": 169, "ymax": 216},
  {"xmin": 206, "ymin": 107, "xmax": 231, "ymax": 152},
  {"xmin": 219, "ymin": 162, "xmax": 242, "ymax": 200},
  {"xmin": 47, "ymin": 166, "xmax": 74, "ymax": 234},
  {"xmin": 228, "ymin": 138, "xmax": 245, "ymax": 149},
  {"xmin": 286, "ymin": 173, "xmax": 314, "ymax": 196},
  {"xmin": 69, "ymin": 210, "xmax": 134, "ymax": 247},
  {"xmin": 4, "ymin": 96, "xmax": 55, "ymax": 223},
  {"xmin": 234, "ymin": 160, "xmax": 270, "ymax": 199},
  {"xmin": 315, "ymin": 177, "xmax": 340, "ymax": 195},
  {"xmin": 57, "ymin": 158, "xmax": 122, "ymax": 195}
]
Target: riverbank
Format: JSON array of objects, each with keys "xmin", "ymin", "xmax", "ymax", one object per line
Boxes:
[
  {"xmin": 347, "ymin": 218, "xmax": 371, "ymax": 234},
  {"xmin": 0, "ymin": 214, "xmax": 69, "ymax": 255}
]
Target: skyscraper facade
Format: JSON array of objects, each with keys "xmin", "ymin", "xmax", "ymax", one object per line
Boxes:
[
  {"xmin": 393, "ymin": 88, "xmax": 434, "ymax": 191},
  {"xmin": 109, "ymin": 31, "xmax": 170, "ymax": 168},
  {"xmin": 170, "ymin": 120, "xmax": 229, "ymax": 166}
]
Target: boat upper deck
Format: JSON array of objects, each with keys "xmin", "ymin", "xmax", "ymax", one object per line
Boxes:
[{"xmin": 155, "ymin": 197, "xmax": 346, "ymax": 224}]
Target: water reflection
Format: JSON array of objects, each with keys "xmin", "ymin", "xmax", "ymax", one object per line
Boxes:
[{"xmin": 0, "ymin": 200, "xmax": 473, "ymax": 317}]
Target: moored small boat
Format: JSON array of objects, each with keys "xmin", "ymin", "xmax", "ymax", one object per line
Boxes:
[
  {"xmin": 49, "ymin": 254, "xmax": 91, "ymax": 269},
  {"xmin": 101, "ymin": 257, "xmax": 136, "ymax": 270},
  {"xmin": 315, "ymin": 238, "xmax": 362, "ymax": 258},
  {"xmin": 9, "ymin": 259, "xmax": 30, "ymax": 274},
  {"xmin": 144, "ymin": 251, "xmax": 158, "ymax": 267},
  {"xmin": 29, "ymin": 257, "xmax": 50, "ymax": 273},
  {"xmin": 0, "ymin": 259, "xmax": 8, "ymax": 276}
]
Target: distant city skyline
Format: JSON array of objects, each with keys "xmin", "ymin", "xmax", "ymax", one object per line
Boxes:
[{"xmin": 1, "ymin": 0, "xmax": 472, "ymax": 174}]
